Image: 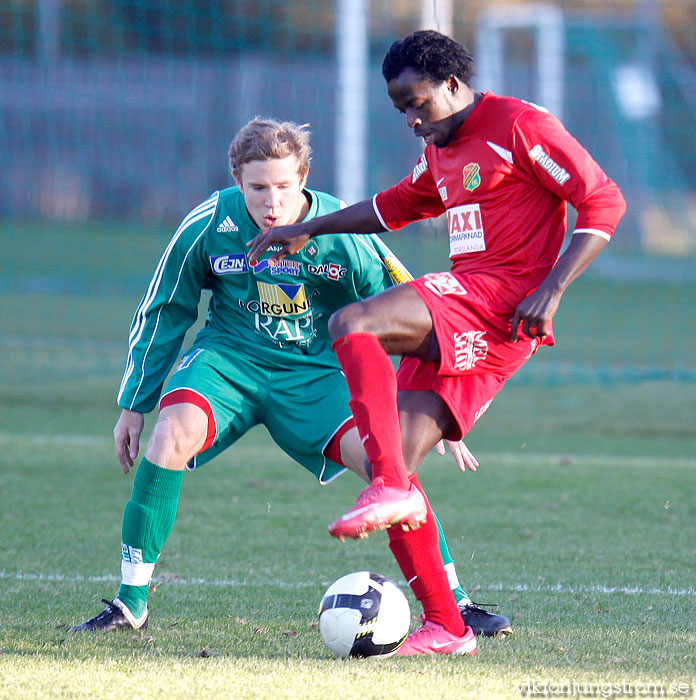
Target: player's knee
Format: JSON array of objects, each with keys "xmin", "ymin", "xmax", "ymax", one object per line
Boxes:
[
  {"xmin": 404, "ymin": 461, "xmax": 420, "ymax": 477},
  {"xmin": 148, "ymin": 413, "xmax": 203, "ymax": 463},
  {"xmin": 328, "ymin": 303, "xmax": 366, "ymax": 340}
]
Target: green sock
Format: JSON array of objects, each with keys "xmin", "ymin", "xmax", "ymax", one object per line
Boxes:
[
  {"xmin": 118, "ymin": 458, "xmax": 183, "ymax": 618},
  {"xmin": 433, "ymin": 511, "xmax": 470, "ymax": 603}
]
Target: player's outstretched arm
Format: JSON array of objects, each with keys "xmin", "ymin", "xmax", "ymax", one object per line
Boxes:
[
  {"xmin": 510, "ymin": 232, "xmax": 608, "ymax": 342},
  {"xmin": 114, "ymin": 409, "xmax": 145, "ymax": 474},
  {"xmin": 247, "ymin": 199, "xmax": 384, "ymax": 264},
  {"xmin": 435, "ymin": 440, "xmax": 479, "ymax": 472}
]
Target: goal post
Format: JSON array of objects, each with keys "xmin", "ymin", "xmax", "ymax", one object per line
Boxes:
[
  {"xmin": 475, "ymin": 3, "xmax": 565, "ymax": 120},
  {"xmin": 335, "ymin": 0, "xmax": 368, "ymax": 205}
]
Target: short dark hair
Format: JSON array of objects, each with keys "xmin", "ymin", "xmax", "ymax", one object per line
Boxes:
[{"xmin": 381, "ymin": 30, "xmax": 475, "ymax": 86}]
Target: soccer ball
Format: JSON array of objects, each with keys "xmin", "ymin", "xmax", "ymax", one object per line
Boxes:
[{"xmin": 318, "ymin": 571, "xmax": 411, "ymax": 658}]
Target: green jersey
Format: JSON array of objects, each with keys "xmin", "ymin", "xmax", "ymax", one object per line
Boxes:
[{"xmin": 118, "ymin": 186, "xmax": 411, "ymax": 414}]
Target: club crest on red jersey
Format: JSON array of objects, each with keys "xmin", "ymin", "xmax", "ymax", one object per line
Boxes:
[{"xmin": 462, "ymin": 163, "xmax": 481, "ymax": 191}]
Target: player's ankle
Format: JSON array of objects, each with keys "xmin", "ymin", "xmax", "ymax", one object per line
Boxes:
[
  {"xmin": 116, "ymin": 585, "xmax": 148, "ymax": 619},
  {"xmin": 372, "ymin": 467, "xmax": 410, "ymax": 491}
]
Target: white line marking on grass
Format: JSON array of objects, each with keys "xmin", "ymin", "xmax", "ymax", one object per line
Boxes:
[
  {"xmin": 0, "ymin": 433, "xmax": 111, "ymax": 446},
  {"xmin": 476, "ymin": 452, "xmax": 696, "ymax": 469},
  {"xmin": 0, "ymin": 433, "xmax": 694, "ymax": 468},
  {"xmin": 0, "ymin": 335, "xmax": 123, "ymax": 353},
  {"xmin": 0, "ymin": 572, "xmax": 315, "ymax": 589},
  {"xmin": 2, "ymin": 571, "xmax": 694, "ymax": 597},
  {"xmin": 482, "ymin": 581, "xmax": 696, "ymax": 596}
]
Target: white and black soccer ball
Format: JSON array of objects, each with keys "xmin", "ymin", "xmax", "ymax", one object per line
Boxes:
[{"xmin": 318, "ymin": 571, "xmax": 410, "ymax": 658}]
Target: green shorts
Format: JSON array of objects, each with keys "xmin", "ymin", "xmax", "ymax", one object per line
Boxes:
[{"xmin": 160, "ymin": 344, "xmax": 351, "ymax": 483}]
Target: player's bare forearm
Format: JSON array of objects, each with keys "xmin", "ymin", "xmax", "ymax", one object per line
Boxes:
[
  {"xmin": 511, "ymin": 232, "xmax": 608, "ymax": 341},
  {"xmin": 543, "ymin": 232, "xmax": 608, "ymax": 294},
  {"xmin": 247, "ymin": 199, "xmax": 384, "ymax": 264}
]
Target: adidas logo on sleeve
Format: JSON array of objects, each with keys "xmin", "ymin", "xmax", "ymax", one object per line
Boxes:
[{"xmin": 216, "ymin": 216, "xmax": 239, "ymax": 232}]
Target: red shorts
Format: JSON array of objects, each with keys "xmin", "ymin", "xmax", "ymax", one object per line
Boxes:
[{"xmin": 396, "ymin": 272, "xmax": 552, "ymax": 440}]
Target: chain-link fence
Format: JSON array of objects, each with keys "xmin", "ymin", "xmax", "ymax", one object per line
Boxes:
[{"xmin": 2, "ymin": 0, "xmax": 694, "ymax": 381}]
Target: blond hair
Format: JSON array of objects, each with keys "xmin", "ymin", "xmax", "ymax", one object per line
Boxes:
[{"xmin": 228, "ymin": 118, "xmax": 312, "ymax": 179}]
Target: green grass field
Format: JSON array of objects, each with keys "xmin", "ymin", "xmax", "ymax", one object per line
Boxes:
[{"xmin": 1, "ymin": 222, "xmax": 695, "ymax": 699}]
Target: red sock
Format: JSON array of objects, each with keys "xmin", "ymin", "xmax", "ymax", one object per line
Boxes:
[
  {"xmin": 387, "ymin": 474, "xmax": 465, "ymax": 636},
  {"xmin": 332, "ymin": 332, "xmax": 409, "ymax": 490}
]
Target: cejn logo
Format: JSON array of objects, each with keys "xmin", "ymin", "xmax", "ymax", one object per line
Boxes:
[{"xmin": 210, "ymin": 254, "xmax": 248, "ymax": 275}]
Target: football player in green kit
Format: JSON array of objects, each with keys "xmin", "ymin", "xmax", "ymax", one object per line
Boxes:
[{"xmin": 70, "ymin": 118, "xmax": 511, "ymax": 637}]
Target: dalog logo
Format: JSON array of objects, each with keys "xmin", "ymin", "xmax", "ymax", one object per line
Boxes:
[{"xmin": 307, "ymin": 262, "xmax": 346, "ymax": 281}]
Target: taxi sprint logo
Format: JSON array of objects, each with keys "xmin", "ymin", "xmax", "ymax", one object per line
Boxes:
[
  {"xmin": 256, "ymin": 281, "xmax": 309, "ymax": 317},
  {"xmin": 446, "ymin": 203, "xmax": 486, "ymax": 255}
]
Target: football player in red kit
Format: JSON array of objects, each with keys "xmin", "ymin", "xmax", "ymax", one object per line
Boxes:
[{"xmin": 248, "ymin": 30, "xmax": 626, "ymax": 655}]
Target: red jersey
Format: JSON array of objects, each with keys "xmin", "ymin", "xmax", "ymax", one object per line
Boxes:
[{"xmin": 373, "ymin": 91, "xmax": 626, "ymax": 312}]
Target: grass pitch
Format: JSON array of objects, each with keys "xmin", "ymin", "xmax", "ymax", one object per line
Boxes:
[
  {"xmin": 2, "ymin": 435, "xmax": 695, "ymax": 699},
  {"xmin": 1, "ymin": 221, "xmax": 695, "ymax": 699}
]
